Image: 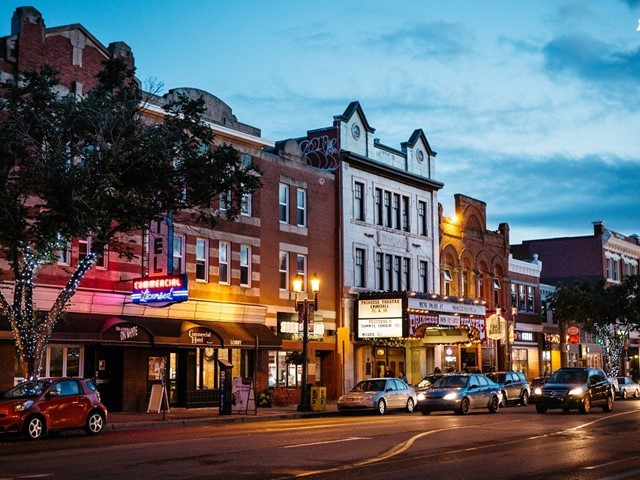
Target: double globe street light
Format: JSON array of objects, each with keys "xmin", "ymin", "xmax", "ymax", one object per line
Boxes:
[{"xmin": 292, "ymin": 273, "xmax": 320, "ymax": 412}]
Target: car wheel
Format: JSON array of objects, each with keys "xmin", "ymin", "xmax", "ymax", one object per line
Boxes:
[
  {"xmin": 520, "ymin": 390, "xmax": 529, "ymax": 406},
  {"xmin": 24, "ymin": 415, "xmax": 45, "ymax": 440},
  {"xmin": 488, "ymin": 395, "xmax": 500, "ymax": 413},
  {"xmin": 635, "ymin": 389, "xmax": 640, "ymax": 399},
  {"xmin": 500, "ymin": 390, "xmax": 507, "ymax": 407},
  {"xmin": 456, "ymin": 397, "xmax": 471, "ymax": 415},
  {"xmin": 420, "ymin": 409, "xmax": 431, "ymax": 415},
  {"xmin": 622, "ymin": 389, "xmax": 628, "ymax": 399},
  {"xmin": 85, "ymin": 411, "xmax": 105, "ymax": 435},
  {"xmin": 603, "ymin": 394, "xmax": 614, "ymax": 413},
  {"xmin": 535, "ymin": 403, "xmax": 547, "ymax": 414},
  {"xmin": 377, "ymin": 399, "xmax": 387, "ymax": 415},
  {"xmin": 579, "ymin": 395, "xmax": 591, "ymax": 414},
  {"xmin": 406, "ymin": 398, "xmax": 415, "ymax": 413}
]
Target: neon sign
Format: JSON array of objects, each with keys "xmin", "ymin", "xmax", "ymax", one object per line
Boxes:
[{"xmin": 131, "ymin": 274, "xmax": 189, "ymax": 305}]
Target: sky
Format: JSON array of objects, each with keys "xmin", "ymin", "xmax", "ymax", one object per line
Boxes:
[{"xmin": 2, "ymin": 1, "xmax": 639, "ymax": 245}]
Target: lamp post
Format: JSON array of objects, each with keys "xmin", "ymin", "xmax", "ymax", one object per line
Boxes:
[{"xmin": 293, "ymin": 273, "xmax": 320, "ymax": 412}]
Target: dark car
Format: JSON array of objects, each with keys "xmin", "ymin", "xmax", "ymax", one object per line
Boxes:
[
  {"xmin": 416, "ymin": 373, "xmax": 502, "ymax": 415},
  {"xmin": 535, "ymin": 367, "xmax": 614, "ymax": 414},
  {"xmin": 0, "ymin": 377, "xmax": 107, "ymax": 440},
  {"xmin": 486, "ymin": 371, "xmax": 531, "ymax": 406}
]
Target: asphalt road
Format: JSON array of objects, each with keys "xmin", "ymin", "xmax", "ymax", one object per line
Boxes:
[{"xmin": 2, "ymin": 400, "xmax": 640, "ymax": 479}]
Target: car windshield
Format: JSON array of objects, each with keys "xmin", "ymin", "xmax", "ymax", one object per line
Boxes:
[
  {"xmin": 3, "ymin": 379, "xmax": 53, "ymax": 399},
  {"xmin": 417, "ymin": 375, "xmax": 439, "ymax": 388},
  {"xmin": 433, "ymin": 375, "xmax": 468, "ymax": 388},
  {"xmin": 352, "ymin": 380, "xmax": 386, "ymax": 392},
  {"xmin": 549, "ymin": 370, "xmax": 587, "ymax": 384}
]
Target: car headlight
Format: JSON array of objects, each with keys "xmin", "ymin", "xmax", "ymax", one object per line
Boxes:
[
  {"xmin": 568, "ymin": 387, "xmax": 585, "ymax": 396},
  {"xmin": 443, "ymin": 392, "xmax": 458, "ymax": 401},
  {"xmin": 417, "ymin": 393, "xmax": 426, "ymax": 401},
  {"xmin": 534, "ymin": 387, "xmax": 542, "ymax": 395},
  {"xmin": 14, "ymin": 400, "xmax": 34, "ymax": 412}
]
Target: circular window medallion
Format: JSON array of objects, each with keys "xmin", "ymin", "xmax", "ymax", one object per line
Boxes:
[
  {"xmin": 417, "ymin": 150, "xmax": 425, "ymax": 163},
  {"xmin": 351, "ymin": 123, "xmax": 361, "ymax": 139}
]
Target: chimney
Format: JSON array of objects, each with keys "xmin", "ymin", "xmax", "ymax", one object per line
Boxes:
[
  {"xmin": 592, "ymin": 221, "xmax": 605, "ymax": 236},
  {"xmin": 11, "ymin": 6, "xmax": 43, "ymax": 35}
]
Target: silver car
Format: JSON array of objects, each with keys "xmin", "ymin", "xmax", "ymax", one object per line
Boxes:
[
  {"xmin": 338, "ymin": 378, "xmax": 417, "ymax": 415},
  {"xmin": 615, "ymin": 376, "xmax": 640, "ymax": 399}
]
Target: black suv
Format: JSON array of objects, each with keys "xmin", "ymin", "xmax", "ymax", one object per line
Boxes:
[
  {"xmin": 535, "ymin": 367, "xmax": 614, "ymax": 414},
  {"xmin": 486, "ymin": 371, "xmax": 530, "ymax": 406}
]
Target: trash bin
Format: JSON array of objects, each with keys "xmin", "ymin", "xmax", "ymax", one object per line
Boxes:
[{"xmin": 310, "ymin": 386, "xmax": 326, "ymax": 412}]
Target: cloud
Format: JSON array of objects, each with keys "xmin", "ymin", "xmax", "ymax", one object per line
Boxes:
[{"xmin": 542, "ymin": 34, "xmax": 640, "ymax": 84}]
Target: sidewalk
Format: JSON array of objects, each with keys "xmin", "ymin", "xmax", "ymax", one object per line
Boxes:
[{"xmin": 106, "ymin": 402, "xmax": 339, "ymax": 431}]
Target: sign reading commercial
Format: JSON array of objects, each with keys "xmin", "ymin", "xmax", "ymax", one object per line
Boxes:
[
  {"xmin": 131, "ymin": 274, "xmax": 189, "ymax": 305},
  {"xmin": 357, "ymin": 297, "xmax": 405, "ymax": 339}
]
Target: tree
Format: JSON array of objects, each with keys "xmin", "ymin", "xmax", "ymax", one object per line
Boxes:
[
  {"xmin": 549, "ymin": 276, "xmax": 640, "ymax": 377},
  {"xmin": 0, "ymin": 59, "xmax": 262, "ymax": 379}
]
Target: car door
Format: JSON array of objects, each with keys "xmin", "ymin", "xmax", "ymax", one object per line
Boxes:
[
  {"xmin": 52, "ymin": 379, "xmax": 90, "ymax": 429},
  {"xmin": 589, "ymin": 370, "xmax": 607, "ymax": 406},
  {"xmin": 467, "ymin": 375, "xmax": 482, "ymax": 408}
]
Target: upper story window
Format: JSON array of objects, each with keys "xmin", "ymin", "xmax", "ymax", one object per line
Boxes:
[
  {"xmin": 296, "ymin": 188, "xmax": 307, "ymax": 227},
  {"xmin": 355, "ymin": 248, "xmax": 365, "ymax": 288},
  {"xmin": 375, "ymin": 252, "xmax": 384, "ymax": 290},
  {"xmin": 195, "ymin": 238, "xmax": 208, "ymax": 282},
  {"xmin": 527, "ymin": 286, "xmax": 535, "ymax": 312},
  {"xmin": 219, "ymin": 241, "xmax": 230, "ymax": 284},
  {"xmin": 56, "ymin": 234, "xmax": 71, "ymax": 266},
  {"xmin": 384, "ymin": 191, "xmax": 392, "ymax": 228},
  {"xmin": 419, "ymin": 260, "xmax": 428, "ymax": 293},
  {"xmin": 172, "ymin": 235, "xmax": 184, "ymax": 274},
  {"xmin": 354, "ymin": 181, "xmax": 365, "ymax": 221},
  {"xmin": 79, "ymin": 237, "xmax": 107, "ymax": 269},
  {"xmin": 241, "ymin": 190, "xmax": 252, "ymax": 217},
  {"xmin": 240, "ymin": 245, "xmax": 251, "ymax": 287},
  {"xmin": 392, "ymin": 193, "xmax": 401, "ymax": 229},
  {"xmin": 279, "ymin": 184, "xmax": 289, "ymax": 223},
  {"xmin": 375, "ymin": 188, "xmax": 383, "ymax": 226},
  {"xmin": 417, "ymin": 200, "xmax": 427, "ymax": 236},
  {"xmin": 279, "ymin": 251, "xmax": 289, "ymax": 290},
  {"xmin": 220, "ymin": 191, "xmax": 231, "ymax": 211},
  {"xmin": 401, "ymin": 197, "xmax": 410, "ymax": 232},
  {"xmin": 296, "ymin": 254, "xmax": 307, "ymax": 290}
]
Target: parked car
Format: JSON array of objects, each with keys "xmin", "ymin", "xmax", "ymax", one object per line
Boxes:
[
  {"xmin": 0, "ymin": 377, "xmax": 107, "ymax": 440},
  {"xmin": 485, "ymin": 371, "xmax": 531, "ymax": 406},
  {"xmin": 338, "ymin": 378, "xmax": 417, "ymax": 415},
  {"xmin": 416, "ymin": 373, "xmax": 502, "ymax": 415},
  {"xmin": 535, "ymin": 367, "xmax": 614, "ymax": 414},
  {"xmin": 614, "ymin": 376, "xmax": 640, "ymax": 399}
]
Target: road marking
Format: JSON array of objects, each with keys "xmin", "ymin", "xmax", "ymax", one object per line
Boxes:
[
  {"xmin": 283, "ymin": 436, "xmax": 371, "ymax": 448},
  {"xmin": 582, "ymin": 456, "xmax": 640, "ymax": 470}
]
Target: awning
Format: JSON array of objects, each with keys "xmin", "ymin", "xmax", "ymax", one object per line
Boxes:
[
  {"xmin": 420, "ymin": 328, "xmax": 475, "ymax": 345},
  {"xmin": 192, "ymin": 320, "xmax": 281, "ymax": 349}
]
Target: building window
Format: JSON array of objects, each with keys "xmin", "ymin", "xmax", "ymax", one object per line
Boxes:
[
  {"xmin": 45, "ymin": 346, "xmax": 82, "ymax": 378},
  {"xmin": 393, "ymin": 193, "xmax": 401, "ymax": 229},
  {"xmin": 240, "ymin": 245, "xmax": 251, "ymax": 286},
  {"xmin": 195, "ymin": 238, "xmax": 208, "ymax": 282},
  {"xmin": 376, "ymin": 252, "xmax": 384, "ymax": 290},
  {"xmin": 385, "ymin": 254, "xmax": 393, "ymax": 290},
  {"xmin": 384, "ymin": 191, "xmax": 392, "ymax": 228},
  {"xmin": 279, "ymin": 251, "xmax": 289, "ymax": 290},
  {"xmin": 56, "ymin": 237, "xmax": 71, "ymax": 266},
  {"xmin": 241, "ymin": 191, "xmax": 252, "ymax": 217},
  {"xmin": 79, "ymin": 237, "xmax": 106, "ymax": 269},
  {"xmin": 375, "ymin": 188, "xmax": 383, "ymax": 226},
  {"xmin": 401, "ymin": 196, "xmax": 410, "ymax": 232},
  {"xmin": 279, "ymin": 184, "xmax": 289, "ymax": 223},
  {"xmin": 354, "ymin": 248, "xmax": 366, "ymax": 288},
  {"xmin": 461, "ymin": 270, "xmax": 468, "ymax": 297},
  {"xmin": 354, "ymin": 181, "xmax": 365, "ymax": 221},
  {"xmin": 511, "ymin": 283, "xmax": 518, "ymax": 308},
  {"xmin": 172, "ymin": 235, "xmax": 184, "ymax": 274},
  {"xmin": 219, "ymin": 241, "xmax": 230, "ymax": 284},
  {"xmin": 393, "ymin": 256, "xmax": 401, "ymax": 290},
  {"xmin": 418, "ymin": 201, "xmax": 427, "ymax": 236},
  {"xmin": 443, "ymin": 269, "xmax": 452, "ymax": 296},
  {"xmin": 296, "ymin": 188, "xmax": 307, "ymax": 227},
  {"xmin": 419, "ymin": 260, "xmax": 428, "ymax": 293},
  {"xmin": 519, "ymin": 285, "xmax": 526, "ymax": 312},
  {"xmin": 220, "ymin": 190, "xmax": 231, "ymax": 211},
  {"xmin": 527, "ymin": 286, "xmax": 535, "ymax": 312},
  {"xmin": 403, "ymin": 257, "xmax": 411, "ymax": 291},
  {"xmin": 296, "ymin": 254, "xmax": 307, "ymax": 290}
]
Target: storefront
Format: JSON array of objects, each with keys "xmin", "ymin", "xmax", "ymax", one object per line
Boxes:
[{"xmin": 355, "ymin": 292, "xmax": 487, "ymax": 385}]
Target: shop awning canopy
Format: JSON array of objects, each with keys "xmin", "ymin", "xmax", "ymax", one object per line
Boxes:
[
  {"xmin": 420, "ymin": 328, "xmax": 474, "ymax": 345},
  {"xmin": 0, "ymin": 314, "xmax": 281, "ymax": 349}
]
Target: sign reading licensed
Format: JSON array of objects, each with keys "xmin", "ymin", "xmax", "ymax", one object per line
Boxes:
[
  {"xmin": 357, "ymin": 297, "xmax": 403, "ymax": 338},
  {"xmin": 131, "ymin": 274, "xmax": 189, "ymax": 305}
]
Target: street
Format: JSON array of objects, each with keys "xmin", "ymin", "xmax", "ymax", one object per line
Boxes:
[{"xmin": 2, "ymin": 401, "xmax": 640, "ymax": 479}]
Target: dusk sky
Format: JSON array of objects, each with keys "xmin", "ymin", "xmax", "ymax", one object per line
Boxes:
[{"xmin": 2, "ymin": 1, "xmax": 639, "ymax": 245}]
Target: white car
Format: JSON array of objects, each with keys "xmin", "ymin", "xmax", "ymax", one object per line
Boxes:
[{"xmin": 615, "ymin": 376, "xmax": 640, "ymax": 399}]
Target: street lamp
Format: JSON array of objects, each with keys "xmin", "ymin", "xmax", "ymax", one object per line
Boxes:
[{"xmin": 293, "ymin": 272, "xmax": 320, "ymax": 412}]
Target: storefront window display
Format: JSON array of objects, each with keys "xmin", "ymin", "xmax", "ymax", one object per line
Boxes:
[
  {"xmin": 268, "ymin": 351, "xmax": 301, "ymax": 388},
  {"xmin": 512, "ymin": 348, "xmax": 528, "ymax": 377},
  {"xmin": 48, "ymin": 345, "xmax": 82, "ymax": 377}
]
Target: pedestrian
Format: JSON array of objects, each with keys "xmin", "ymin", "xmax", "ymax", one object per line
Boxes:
[
  {"xmin": 398, "ymin": 370, "xmax": 408, "ymax": 384},
  {"xmin": 434, "ymin": 366, "xmax": 442, "ymax": 374},
  {"xmin": 384, "ymin": 365, "xmax": 394, "ymax": 378}
]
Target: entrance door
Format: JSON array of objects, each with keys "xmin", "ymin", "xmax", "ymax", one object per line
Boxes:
[{"xmin": 94, "ymin": 347, "xmax": 123, "ymax": 411}]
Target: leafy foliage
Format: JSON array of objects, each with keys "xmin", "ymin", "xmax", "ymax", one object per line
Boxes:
[
  {"xmin": 0, "ymin": 59, "xmax": 262, "ymax": 378},
  {"xmin": 549, "ymin": 276, "xmax": 640, "ymax": 376}
]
